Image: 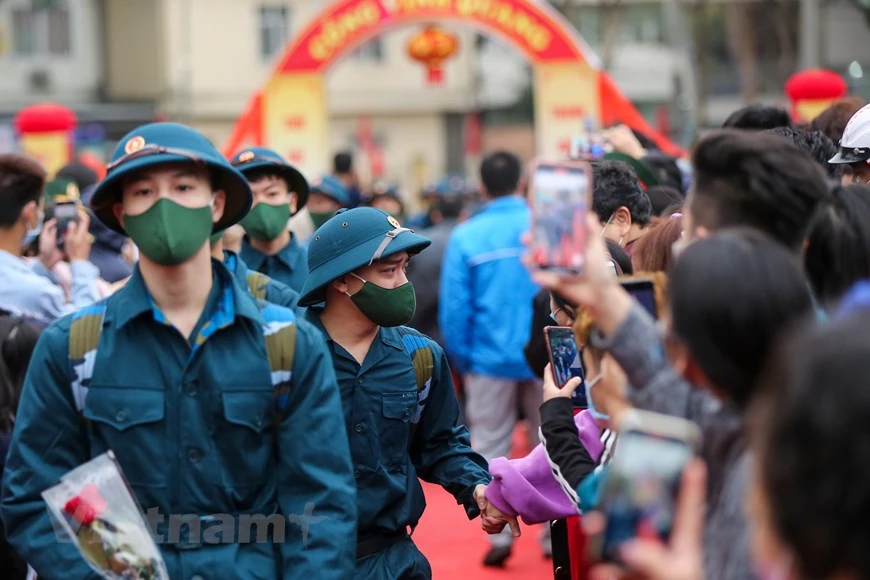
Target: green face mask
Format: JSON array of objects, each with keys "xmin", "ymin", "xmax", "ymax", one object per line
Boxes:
[
  {"xmin": 240, "ymin": 202, "xmax": 290, "ymax": 241},
  {"xmin": 210, "ymin": 231, "xmax": 226, "ymax": 246},
  {"xmin": 347, "ymin": 274, "xmax": 417, "ymax": 327},
  {"xmin": 310, "ymin": 211, "xmax": 333, "ymax": 230},
  {"xmin": 124, "ymin": 198, "xmax": 214, "ymax": 266}
]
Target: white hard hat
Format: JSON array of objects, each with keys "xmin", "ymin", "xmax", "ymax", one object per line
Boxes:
[{"xmin": 830, "ymin": 103, "xmax": 870, "ymax": 164}]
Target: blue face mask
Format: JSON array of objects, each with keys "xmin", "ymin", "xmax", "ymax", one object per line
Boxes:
[
  {"xmin": 585, "ymin": 374, "xmax": 610, "ymax": 421},
  {"xmin": 22, "ymin": 209, "xmax": 44, "ymax": 247}
]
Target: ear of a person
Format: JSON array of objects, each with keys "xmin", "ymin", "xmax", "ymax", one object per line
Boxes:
[
  {"xmin": 113, "ymin": 203, "xmax": 125, "ymax": 230},
  {"xmin": 212, "ymin": 190, "xmax": 227, "ymax": 223}
]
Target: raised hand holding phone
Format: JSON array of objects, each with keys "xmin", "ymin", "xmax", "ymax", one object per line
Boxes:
[
  {"xmin": 589, "ymin": 411, "xmax": 701, "ymax": 566},
  {"xmin": 588, "ymin": 459, "xmax": 706, "ymax": 580},
  {"xmin": 533, "ymin": 214, "xmax": 634, "ymax": 336},
  {"xmin": 528, "ymin": 159, "xmax": 592, "ymax": 275},
  {"xmin": 542, "ymin": 363, "xmax": 583, "ymax": 403}
]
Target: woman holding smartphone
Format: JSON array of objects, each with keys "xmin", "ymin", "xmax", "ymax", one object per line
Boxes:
[{"xmin": 536, "ymin": 218, "xmax": 814, "ymax": 580}]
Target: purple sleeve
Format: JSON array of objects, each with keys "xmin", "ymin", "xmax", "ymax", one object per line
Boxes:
[{"xmin": 485, "ymin": 410, "xmax": 604, "ymax": 524}]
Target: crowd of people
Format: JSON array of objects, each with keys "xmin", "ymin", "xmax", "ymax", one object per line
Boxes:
[{"xmin": 0, "ymin": 94, "xmax": 869, "ymax": 580}]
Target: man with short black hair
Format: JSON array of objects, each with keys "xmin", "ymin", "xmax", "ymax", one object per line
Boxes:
[
  {"xmin": 766, "ymin": 126, "xmax": 843, "ymax": 181},
  {"xmin": 440, "ymin": 150, "xmax": 541, "ymax": 567},
  {"xmin": 0, "ymin": 154, "xmax": 99, "ymax": 322},
  {"xmin": 686, "ymin": 129, "xmax": 829, "ymax": 252},
  {"xmin": 722, "ymin": 104, "xmax": 792, "ymax": 131},
  {"xmin": 591, "ymin": 160, "xmax": 653, "ymax": 253},
  {"xmin": 333, "ymin": 150, "xmax": 362, "ymax": 208}
]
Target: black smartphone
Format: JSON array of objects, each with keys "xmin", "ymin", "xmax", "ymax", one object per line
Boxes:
[
  {"xmin": 54, "ymin": 202, "xmax": 79, "ymax": 247},
  {"xmin": 544, "ymin": 326, "xmax": 586, "ymax": 408},
  {"xmin": 593, "ymin": 411, "xmax": 700, "ymax": 564},
  {"xmin": 620, "ymin": 278, "xmax": 657, "ymax": 320}
]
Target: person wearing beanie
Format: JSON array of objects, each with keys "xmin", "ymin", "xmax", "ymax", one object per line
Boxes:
[
  {"xmin": 0, "ymin": 154, "xmax": 99, "ymax": 322},
  {"xmin": 231, "ymin": 147, "xmax": 312, "ymax": 293},
  {"xmin": 1, "ymin": 123, "xmax": 356, "ymax": 580}
]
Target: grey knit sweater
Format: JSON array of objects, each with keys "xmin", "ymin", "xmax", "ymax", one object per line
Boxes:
[{"xmin": 590, "ymin": 304, "xmax": 755, "ymax": 580}]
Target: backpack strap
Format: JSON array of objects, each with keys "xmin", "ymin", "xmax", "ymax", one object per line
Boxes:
[
  {"xmin": 69, "ymin": 304, "xmax": 108, "ymax": 414},
  {"xmin": 395, "ymin": 327, "xmax": 436, "ymax": 437},
  {"xmin": 68, "ymin": 300, "xmax": 297, "ymax": 440},
  {"xmin": 246, "ymin": 271, "xmax": 271, "ymax": 301},
  {"xmin": 258, "ymin": 302, "xmax": 297, "ymax": 456}
]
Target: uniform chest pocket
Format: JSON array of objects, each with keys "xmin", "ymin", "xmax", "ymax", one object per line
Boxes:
[
  {"xmin": 219, "ymin": 391, "xmax": 274, "ymax": 489},
  {"xmin": 83, "ymin": 387, "xmax": 166, "ymax": 487},
  {"xmin": 379, "ymin": 391, "xmax": 417, "ymax": 471}
]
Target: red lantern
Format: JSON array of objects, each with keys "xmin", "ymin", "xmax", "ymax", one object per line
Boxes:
[
  {"xmin": 407, "ymin": 26, "xmax": 459, "ymax": 85},
  {"xmin": 785, "ymin": 69, "xmax": 848, "ymax": 124}
]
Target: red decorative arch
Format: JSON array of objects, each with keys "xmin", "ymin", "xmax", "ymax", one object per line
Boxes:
[{"xmin": 223, "ymin": 0, "xmax": 682, "ymax": 165}]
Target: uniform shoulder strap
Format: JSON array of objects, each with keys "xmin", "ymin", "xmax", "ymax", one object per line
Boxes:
[
  {"xmin": 258, "ymin": 301, "xmax": 297, "ymax": 418},
  {"xmin": 394, "ymin": 326, "xmax": 435, "ymax": 426},
  {"xmin": 246, "ymin": 271, "xmax": 271, "ymax": 301},
  {"xmin": 69, "ymin": 303, "xmax": 108, "ymax": 413}
]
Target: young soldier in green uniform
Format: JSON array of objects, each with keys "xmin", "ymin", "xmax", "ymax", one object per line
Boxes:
[
  {"xmin": 233, "ymin": 148, "xmax": 311, "ymax": 293},
  {"xmin": 306, "ymin": 175, "xmax": 350, "ymax": 231},
  {"xmin": 211, "ymin": 228, "xmax": 300, "ymax": 311},
  {"xmin": 298, "ymin": 207, "xmax": 503, "ymax": 579},
  {"xmin": 1, "ymin": 123, "xmax": 357, "ymax": 579}
]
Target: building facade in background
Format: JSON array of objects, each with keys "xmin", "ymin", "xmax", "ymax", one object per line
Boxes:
[{"xmin": 1, "ymin": 0, "xmax": 870, "ymax": 188}]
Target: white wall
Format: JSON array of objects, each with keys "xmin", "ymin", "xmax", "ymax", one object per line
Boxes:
[{"xmin": 0, "ymin": 0, "xmax": 102, "ymax": 107}]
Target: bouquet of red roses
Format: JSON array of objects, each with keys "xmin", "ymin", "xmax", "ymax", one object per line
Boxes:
[{"xmin": 42, "ymin": 451, "xmax": 168, "ymax": 580}]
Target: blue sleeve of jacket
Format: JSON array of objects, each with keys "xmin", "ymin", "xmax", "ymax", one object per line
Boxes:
[
  {"xmin": 410, "ymin": 345, "xmax": 491, "ymax": 519},
  {"xmin": 0, "ymin": 320, "xmax": 103, "ymax": 579},
  {"xmin": 278, "ymin": 319, "xmax": 356, "ymax": 578},
  {"xmin": 438, "ymin": 232, "xmax": 472, "ymax": 373}
]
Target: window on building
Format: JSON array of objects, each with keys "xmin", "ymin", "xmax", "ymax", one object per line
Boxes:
[
  {"xmin": 12, "ymin": 5, "xmax": 71, "ymax": 56},
  {"xmin": 259, "ymin": 6, "xmax": 290, "ymax": 61},
  {"xmin": 350, "ymin": 39, "xmax": 384, "ymax": 62}
]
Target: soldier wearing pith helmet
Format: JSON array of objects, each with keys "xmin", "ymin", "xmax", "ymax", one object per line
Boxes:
[
  {"xmin": 298, "ymin": 206, "xmax": 497, "ymax": 579},
  {"xmin": 231, "ymin": 147, "xmax": 311, "ymax": 293},
  {"xmin": 1, "ymin": 122, "xmax": 357, "ymax": 579}
]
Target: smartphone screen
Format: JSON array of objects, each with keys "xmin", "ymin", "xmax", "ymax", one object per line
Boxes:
[
  {"xmin": 598, "ymin": 428, "xmax": 694, "ymax": 562},
  {"xmin": 570, "ymin": 134, "xmax": 612, "ymax": 161},
  {"xmin": 545, "ymin": 326, "xmax": 587, "ymax": 408},
  {"xmin": 620, "ymin": 279, "xmax": 657, "ymax": 320},
  {"xmin": 55, "ymin": 203, "xmax": 79, "ymax": 244},
  {"xmin": 530, "ymin": 162, "xmax": 591, "ymax": 274}
]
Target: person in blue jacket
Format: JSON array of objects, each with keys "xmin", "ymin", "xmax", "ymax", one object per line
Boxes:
[
  {"xmin": 232, "ymin": 147, "xmax": 311, "ymax": 293},
  {"xmin": 438, "ymin": 150, "xmax": 541, "ymax": 567},
  {"xmin": 297, "ymin": 207, "xmax": 503, "ymax": 579},
  {"xmin": 0, "ymin": 123, "xmax": 357, "ymax": 580}
]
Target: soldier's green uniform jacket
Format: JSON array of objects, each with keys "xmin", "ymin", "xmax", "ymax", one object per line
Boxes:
[
  {"xmin": 232, "ymin": 147, "xmax": 311, "ymax": 295},
  {"xmin": 299, "ymin": 207, "xmax": 490, "ymax": 577},
  {"xmin": 224, "ymin": 249, "xmax": 300, "ymax": 311},
  {"xmin": 305, "ymin": 309, "xmax": 490, "ymax": 534},
  {"xmin": 0, "ymin": 261, "xmax": 357, "ymax": 579},
  {"xmin": 241, "ymin": 235, "xmax": 309, "ymax": 295}
]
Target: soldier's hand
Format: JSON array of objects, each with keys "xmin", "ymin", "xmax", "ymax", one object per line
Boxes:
[{"xmin": 481, "ymin": 501, "xmax": 521, "ymax": 537}]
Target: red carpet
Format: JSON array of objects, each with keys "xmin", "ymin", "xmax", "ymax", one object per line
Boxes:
[{"xmin": 414, "ymin": 425, "xmax": 554, "ymax": 579}]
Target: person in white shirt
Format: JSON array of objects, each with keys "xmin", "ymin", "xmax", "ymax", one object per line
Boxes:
[{"xmin": 0, "ymin": 154, "xmax": 99, "ymax": 323}]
